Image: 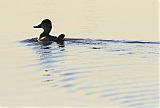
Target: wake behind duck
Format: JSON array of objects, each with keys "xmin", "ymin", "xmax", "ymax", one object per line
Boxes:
[{"xmin": 21, "ymin": 19, "xmax": 160, "ymax": 46}]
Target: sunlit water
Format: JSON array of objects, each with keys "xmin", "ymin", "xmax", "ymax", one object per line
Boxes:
[
  {"xmin": 0, "ymin": 0, "xmax": 158, "ymax": 107},
  {"xmin": 0, "ymin": 37, "xmax": 159, "ymax": 108}
]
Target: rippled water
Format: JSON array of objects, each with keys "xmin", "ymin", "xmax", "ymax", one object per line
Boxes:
[
  {"xmin": 0, "ymin": 38, "xmax": 159, "ymax": 107},
  {"xmin": 0, "ymin": 0, "xmax": 158, "ymax": 107}
]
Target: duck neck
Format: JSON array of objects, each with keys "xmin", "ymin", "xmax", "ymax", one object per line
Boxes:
[{"xmin": 39, "ymin": 29, "xmax": 51, "ymax": 39}]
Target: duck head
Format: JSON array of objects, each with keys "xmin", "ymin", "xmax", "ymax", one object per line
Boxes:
[{"xmin": 34, "ymin": 19, "xmax": 52, "ymax": 35}]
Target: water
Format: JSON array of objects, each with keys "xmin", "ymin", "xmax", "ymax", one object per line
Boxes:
[
  {"xmin": 0, "ymin": 0, "xmax": 159, "ymax": 107},
  {"xmin": 0, "ymin": 37, "xmax": 159, "ymax": 107}
]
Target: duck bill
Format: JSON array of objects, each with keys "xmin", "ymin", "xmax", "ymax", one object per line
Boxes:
[{"xmin": 34, "ymin": 24, "xmax": 41, "ymax": 28}]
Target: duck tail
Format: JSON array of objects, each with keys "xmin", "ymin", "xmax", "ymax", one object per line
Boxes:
[{"xmin": 57, "ymin": 34, "xmax": 65, "ymax": 41}]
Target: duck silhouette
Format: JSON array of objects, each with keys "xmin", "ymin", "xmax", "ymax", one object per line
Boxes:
[{"xmin": 34, "ymin": 19, "xmax": 65, "ymax": 44}]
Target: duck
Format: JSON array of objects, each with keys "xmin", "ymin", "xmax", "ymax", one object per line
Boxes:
[{"xmin": 34, "ymin": 19, "xmax": 65, "ymax": 43}]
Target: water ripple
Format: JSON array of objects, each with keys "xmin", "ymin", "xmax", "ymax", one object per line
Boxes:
[{"xmin": 18, "ymin": 38, "xmax": 159, "ymax": 108}]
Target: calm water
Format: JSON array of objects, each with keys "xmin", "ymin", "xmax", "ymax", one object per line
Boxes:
[
  {"xmin": 0, "ymin": 0, "xmax": 159, "ymax": 107},
  {"xmin": 0, "ymin": 38, "xmax": 159, "ymax": 108}
]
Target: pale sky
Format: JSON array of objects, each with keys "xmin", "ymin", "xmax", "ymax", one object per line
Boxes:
[{"xmin": 0, "ymin": 0, "xmax": 158, "ymax": 41}]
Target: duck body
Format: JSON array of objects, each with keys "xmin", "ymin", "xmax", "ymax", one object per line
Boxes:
[
  {"xmin": 34, "ymin": 19, "xmax": 65, "ymax": 43},
  {"xmin": 38, "ymin": 34, "xmax": 65, "ymax": 42}
]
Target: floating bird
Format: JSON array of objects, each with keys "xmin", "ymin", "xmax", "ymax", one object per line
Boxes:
[{"xmin": 34, "ymin": 19, "xmax": 65, "ymax": 45}]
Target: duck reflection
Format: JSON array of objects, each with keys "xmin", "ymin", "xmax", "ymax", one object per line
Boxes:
[
  {"xmin": 34, "ymin": 43, "xmax": 65, "ymax": 87},
  {"xmin": 33, "ymin": 43, "xmax": 86, "ymax": 89}
]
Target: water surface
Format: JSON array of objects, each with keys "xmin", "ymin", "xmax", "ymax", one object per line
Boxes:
[
  {"xmin": 0, "ymin": 0, "xmax": 158, "ymax": 107},
  {"xmin": 0, "ymin": 38, "xmax": 159, "ymax": 107}
]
